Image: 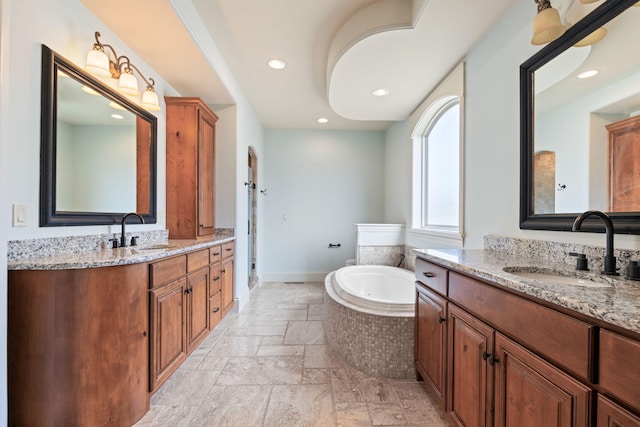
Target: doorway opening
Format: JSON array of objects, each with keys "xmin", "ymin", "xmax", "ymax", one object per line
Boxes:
[{"xmin": 248, "ymin": 147, "xmax": 259, "ymax": 290}]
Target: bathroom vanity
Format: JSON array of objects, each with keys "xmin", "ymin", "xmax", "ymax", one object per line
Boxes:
[
  {"xmin": 8, "ymin": 237, "xmax": 234, "ymax": 426},
  {"xmin": 415, "ymin": 249, "xmax": 640, "ymax": 427}
]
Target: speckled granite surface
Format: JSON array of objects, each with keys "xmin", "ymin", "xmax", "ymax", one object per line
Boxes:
[
  {"xmin": 414, "ymin": 247, "xmax": 640, "ymax": 334},
  {"xmin": 8, "ymin": 229, "xmax": 235, "ymax": 270}
]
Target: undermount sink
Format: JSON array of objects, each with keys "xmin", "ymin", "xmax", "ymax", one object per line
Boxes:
[
  {"xmin": 137, "ymin": 244, "xmax": 178, "ymax": 250},
  {"xmin": 503, "ymin": 267, "xmax": 613, "ymax": 288}
]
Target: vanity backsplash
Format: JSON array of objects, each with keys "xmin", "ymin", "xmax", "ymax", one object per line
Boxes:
[
  {"xmin": 8, "ymin": 228, "xmax": 234, "ymax": 262},
  {"xmin": 485, "ymin": 235, "xmax": 640, "ymax": 274}
]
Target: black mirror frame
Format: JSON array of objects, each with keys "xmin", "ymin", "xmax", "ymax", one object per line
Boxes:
[
  {"xmin": 40, "ymin": 45, "xmax": 158, "ymax": 227},
  {"xmin": 520, "ymin": 0, "xmax": 640, "ymax": 234}
]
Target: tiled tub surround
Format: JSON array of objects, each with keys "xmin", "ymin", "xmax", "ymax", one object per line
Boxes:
[
  {"xmin": 8, "ymin": 228, "xmax": 235, "ymax": 270},
  {"xmin": 324, "ymin": 271, "xmax": 415, "ymax": 379},
  {"xmin": 414, "ymin": 245, "xmax": 640, "ymax": 334},
  {"xmin": 356, "ymin": 245, "xmax": 418, "ymax": 271}
]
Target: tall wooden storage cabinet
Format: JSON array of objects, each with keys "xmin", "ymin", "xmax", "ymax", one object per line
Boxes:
[{"xmin": 165, "ymin": 97, "xmax": 218, "ymax": 239}]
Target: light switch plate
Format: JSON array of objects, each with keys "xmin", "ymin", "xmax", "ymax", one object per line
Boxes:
[{"xmin": 12, "ymin": 204, "xmax": 26, "ymax": 227}]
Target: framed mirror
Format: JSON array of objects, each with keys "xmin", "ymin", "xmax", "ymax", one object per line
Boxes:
[
  {"xmin": 40, "ymin": 45, "xmax": 157, "ymax": 226},
  {"xmin": 520, "ymin": 0, "xmax": 640, "ymax": 233}
]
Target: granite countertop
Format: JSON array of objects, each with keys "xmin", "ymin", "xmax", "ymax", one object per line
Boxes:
[
  {"xmin": 8, "ymin": 237, "xmax": 235, "ymax": 271},
  {"xmin": 414, "ymin": 248, "xmax": 640, "ymax": 335}
]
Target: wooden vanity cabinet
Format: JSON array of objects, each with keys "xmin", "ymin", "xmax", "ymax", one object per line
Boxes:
[
  {"xmin": 8, "ymin": 264, "xmax": 149, "ymax": 426},
  {"xmin": 186, "ymin": 265, "xmax": 210, "ymax": 352},
  {"xmin": 415, "ymin": 283, "xmax": 447, "ymax": 405},
  {"xmin": 150, "ymin": 255, "xmax": 188, "ymax": 392},
  {"xmin": 221, "ymin": 241, "xmax": 235, "ymax": 314},
  {"xmin": 165, "ymin": 97, "xmax": 218, "ymax": 239},
  {"xmin": 416, "ymin": 258, "xmax": 598, "ymax": 427},
  {"xmin": 597, "ymin": 395, "xmax": 640, "ymax": 427}
]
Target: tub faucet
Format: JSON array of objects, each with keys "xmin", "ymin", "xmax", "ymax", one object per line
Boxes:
[
  {"xmin": 397, "ymin": 253, "xmax": 405, "ymax": 268},
  {"xmin": 572, "ymin": 210, "xmax": 618, "ymax": 275},
  {"xmin": 120, "ymin": 212, "xmax": 145, "ymax": 247}
]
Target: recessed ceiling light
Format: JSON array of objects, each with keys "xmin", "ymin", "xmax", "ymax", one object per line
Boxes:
[
  {"xmin": 577, "ymin": 70, "xmax": 598, "ymax": 79},
  {"xmin": 268, "ymin": 59, "xmax": 286, "ymax": 70},
  {"xmin": 317, "ymin": 117, "xmax": 328, "ymax": 124},
  {"xmin": 111, "ymin": 114, "xmax": 124, "ymax": 120},
  {"xmin": 372, "ymin": 88, "xmax": 389, "ymax": 97}
]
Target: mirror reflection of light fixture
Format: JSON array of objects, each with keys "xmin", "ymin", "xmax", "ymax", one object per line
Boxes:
[
  {"xmin": 531, "ymin": 0, "xmax": 567, "ymax": 45},
  {"xmin": 85, "ymin": 31, "xmax": 161, "ymax": 111},
  {"xmin": 574, "ymin": 26, "xmax": 607, "ymax": 46}
]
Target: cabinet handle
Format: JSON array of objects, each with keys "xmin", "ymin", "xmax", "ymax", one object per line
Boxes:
[
  {"xmin": 213, "ymin": 276, "xmax": 221, "ymax": 281},
  {"xmin": 438, "ymin": 317, "xmax": 446, "ymax": 324},
  {"xmin": 226, "ymin": 248, "xmax": 232, "ymax": 252},
  {"xmin": 213, "ymin": 252, "xmax": 220, "ymax": 256},
  {"xmin": 488, "ymin": 355, "xmax": 499, "ymax": 366},
  {"xmin": 221, "ymin": 269, "xmax": 226, "ymax": 273},
  {"xmin": 212, "ymin": 307, "xmax": 220, "ymax": 313},
  {"xmin": 142, "ymin": 331, "xmax": 147, "ymax": 337},
  {"xmin": 423, "ymin": 272, "xmax": 435, "ymax": 278},
  {"xmin": 482, "ymin": 351, "xmax": 499, "ymax": 365}
]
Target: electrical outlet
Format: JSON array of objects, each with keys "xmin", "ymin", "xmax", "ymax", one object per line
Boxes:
[{"xmin": 12, "ymin": 204, "xmax": 26, "ymax": 227}]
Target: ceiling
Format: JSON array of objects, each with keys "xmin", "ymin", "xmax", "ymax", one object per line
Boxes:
[{"xmin": 81, "ymin": 0, "xmax": 516, "ymax": 131}]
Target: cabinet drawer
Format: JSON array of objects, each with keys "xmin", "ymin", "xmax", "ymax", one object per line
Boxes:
[
  {"xmin": 210, "ymin": 263, "xmax": 222, "ymax": 297},
  {"xmin": 449, "ymin": 272, "xmax": 595, "ymax": 381},
  {"xmin": 150, "ymin": 255, "xmax": 186, "ymax": 288},
  {"xmin": 209, "ymin": 292, "xmax": 222, "ymax": 330},
  {"xmin": 600, "ymin": 330, "xmax": 640, "ymax": 410},
  {"xmin": 209, "ymin": 245, "xmax": 222, "ymax": 262},
  {"xmin": 415, "ymin": 258, "xmax": 448, "ymax": 296},
  {"xmin": 221, "ymin": 241, "xmax": 234, "ymax": 259},
  {"xmin": 187, "ymin": 249, "xmax": 209, "ymax": 273}
]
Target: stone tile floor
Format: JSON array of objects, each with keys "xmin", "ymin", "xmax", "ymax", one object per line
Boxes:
[{"xmin": 135, "ymin": 281, "xmax": 452, "ymax": 426}]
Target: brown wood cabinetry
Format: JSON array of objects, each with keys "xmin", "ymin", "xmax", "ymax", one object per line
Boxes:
[
  {"xmin": 8, "ymin": 264, "xmax": 149, "ymax": 426},
  {"xmin": 221, "ymin": 241, "xmax": 235, "ymax": 314},
  {"xmin": 415, "ymin": 283, "xmax": 447, "ymax": 405},
  {"xmin": 448, "ymin": 304, "xmax": 494, "ymax": 427},
  {"xmin": 415, "ymin": 256, "xmax": 640, "ymax": 427},
  {"xmin": 494, "ymin": 333, "xmax": 591, "ymax": 427},
  {"xmin": 186, "ymin": 266, "xmax": 210, "ymax": 351},
  {"xmin": 150, "ymin": 276, "xmax": 187, "ymax": 391},
  {"xmin": 598, "ymin": 395, "xmax": 640, "ymax": 427},
  {"xmin": 165, "ymin": 97, "xmax": 218, "ymax": 239}
]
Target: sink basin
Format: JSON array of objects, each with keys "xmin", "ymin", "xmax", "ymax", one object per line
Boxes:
[
  {"xmin": 503, "ymin": 267, "xmax": 613, "ymax": 288},
  {"xmin": 137, "ymin": 244, "xmax": 178, "ymax": 250}
]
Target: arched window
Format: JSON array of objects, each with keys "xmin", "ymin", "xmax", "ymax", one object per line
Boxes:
[{"xmin": 421, "ymin": 100, "xmax": 460, "ymax": 229}]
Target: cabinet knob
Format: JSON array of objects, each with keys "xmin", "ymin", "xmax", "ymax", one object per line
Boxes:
[
  {"xmin": 438, "ymin": 317, "xmax": 446, "ymax": 324},
  {"xmin": 423, "ymin": 272, "xmax": 435, "ymax": 278},
  {"xmin": 142, "ymin": 331, "xmax": 147, "ymax": 337},
  {"xmin": 221, "ymin": 269, "xmax": 226, "ymax": 273}
]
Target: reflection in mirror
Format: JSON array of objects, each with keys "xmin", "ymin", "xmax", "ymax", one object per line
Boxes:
[
  {"xmin": 41, "ymin": 45, "xmax": 157, "ymax": 226},
  {"xmin": 56, "ymin": 71, "xmax": 138, "ymax": 212},
  {"xmin": 520, "ymin": 0, "xmax": 640, "ymax": 234},
  {"xmin": 533, "ymin": 5, "xmax": 640, "ymax": 215}
]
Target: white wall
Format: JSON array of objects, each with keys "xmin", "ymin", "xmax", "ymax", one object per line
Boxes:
[
  {"xmin": 384, "ymin": 120, "xmax": 411, "ymax": 223},
  {"xmin": 0, "ymin": 0, "xmax": 7, "ymax": 421},
  {"xmin": 382, "ymin": 1, "xmax": 640, "ymax": 251},
  {"xmin": 263, "ymin": 129, "xmax": 385, "ymax": 281},
  {"xmin": 3, "ymin": 0, "xmax": 171, "ymax": 240}
]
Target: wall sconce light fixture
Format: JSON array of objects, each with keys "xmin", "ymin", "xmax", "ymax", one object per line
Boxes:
[
  {"xmin": 531, "ymin": 0, "xmax": 566, "ymax": 45},
  {"xmin": 85, "ymin": 31, "xmax": 161, "ymax": 111}
]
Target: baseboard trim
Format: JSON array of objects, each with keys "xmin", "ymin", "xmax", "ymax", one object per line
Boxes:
[{"xmin": 262, "ymin": 272, "xmax": 329, "ymax": 283}]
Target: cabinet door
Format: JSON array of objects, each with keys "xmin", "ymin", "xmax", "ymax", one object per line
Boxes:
[
  {"xmin": 221, "ymin": 257, "xmax": 234, "ymax": 312},
  {"xmin": 598, "ymin": 395, "xmax": 640, "ymax": 427},
  {"xmin": 197, "ymin": 110, "xmax": 215, "ymax": 237},
  {"xmin": 187, "ymin": 268, "xmax": 210, "ymax": 351},
  {"xmin": 494, "ymin": 333, "xmax": 591, "ymax": 427},
  {"xmin": 448, "ymin": 304, "xmax": 494, "ymax": 427},
  {"xmin": 150, "ymin": 278, "xmax": 187, "ymax": 391},
  {"xmin": 416, "ymin": 285, "xmax": 447, "ymax": 405}
]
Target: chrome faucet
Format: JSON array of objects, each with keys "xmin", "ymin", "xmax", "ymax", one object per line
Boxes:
[
  {"xmin": 120, "ymin": 212, "xmax": 145, "ymax": 247},
  {"xmin": 572, "ymin": 210, "xmax": 618, "ymax": 275}
]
